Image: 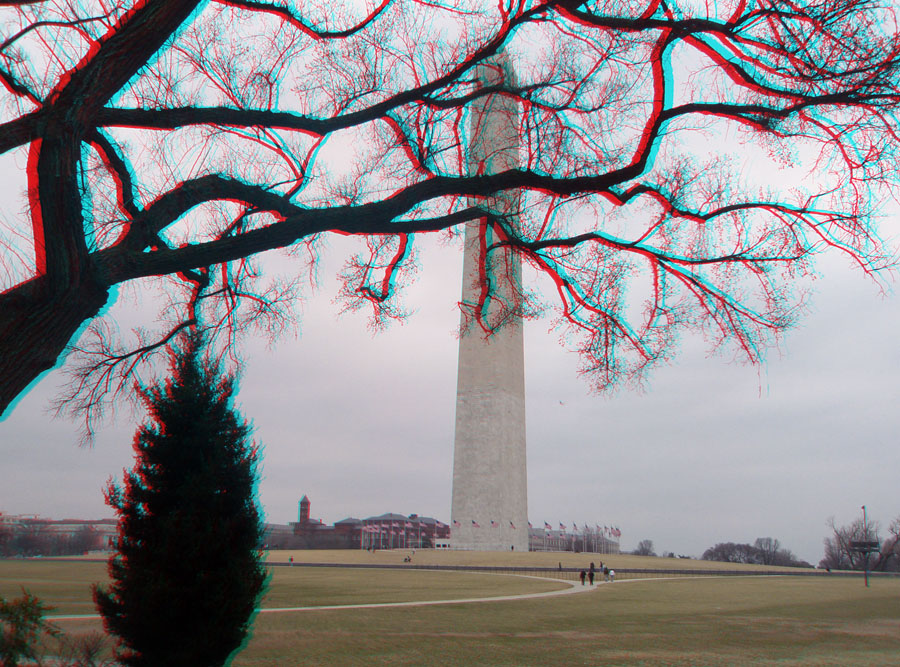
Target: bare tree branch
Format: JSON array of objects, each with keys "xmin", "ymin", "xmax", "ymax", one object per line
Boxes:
[{"xmin": 0, "ymin": 0, "xmax": 898, "ymax": 423}]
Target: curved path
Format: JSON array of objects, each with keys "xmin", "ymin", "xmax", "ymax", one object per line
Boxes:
[
  {"xmin": 47, "ymin": 576, "xmax": 606, "ymax": 621},
  {"xmin": 259, "ymin": 576, "xmax": 595, "ymax": 613}
]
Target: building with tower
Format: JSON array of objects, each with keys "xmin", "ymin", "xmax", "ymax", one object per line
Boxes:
[{"xmin": 298, "ymin": 495, "xmax": 310, "ymax": 524}]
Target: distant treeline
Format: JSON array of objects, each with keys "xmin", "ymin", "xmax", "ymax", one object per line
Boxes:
[
  {"xmin": 0, "ymin": 524, "xmax": 104, "ymax": 557},
  {"xmin": 701, "ymin": 538, "xmax": 812, "ymax": 568}
]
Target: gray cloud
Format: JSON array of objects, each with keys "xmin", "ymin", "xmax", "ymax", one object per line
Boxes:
[{"xmin": 2, "ymin": 236, "xmax": 898, "ymax": 566}]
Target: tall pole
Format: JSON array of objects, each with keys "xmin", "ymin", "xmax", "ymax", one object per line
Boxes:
[
  {"xmin": 862, "ymin": 505, "xmax": 869, "ymax": 588},
  {"xmin": 450, "ymin": 49, "xmax": 528, "ymax": 552}
]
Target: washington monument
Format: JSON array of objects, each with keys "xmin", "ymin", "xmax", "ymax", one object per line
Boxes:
[{"xmin": 450, "ymin": 52, "xmax": 528, "ymax": 552}]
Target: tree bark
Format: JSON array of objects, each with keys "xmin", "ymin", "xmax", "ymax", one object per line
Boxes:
[
  {"xmin": 0, "ymin": 277, "xmax": 109, "ymax": 418},
  {"xmin": 0, "ymin": 0, "xmax": 203, "ymax": 418}
]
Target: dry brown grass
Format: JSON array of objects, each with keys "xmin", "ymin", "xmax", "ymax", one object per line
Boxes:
[
  {"xmin": 5, "ymin": 553, "xmax": 897, "ymax": 665},
  {"xmin": 232, "ymin": 576, "xmax": 900, "ymax": 666},
  {"xmin": 264, "ymin": 548, "xmax": 792, "ymax": 572}
]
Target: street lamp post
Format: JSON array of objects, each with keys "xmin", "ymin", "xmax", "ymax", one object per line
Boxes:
[
  {"xmin": 862, "ymin": 505, "xmax": 869, "ymax": 588},
  {"xmin": 850, "ymin": 505, "xmax": 880, "ymax": 588}
]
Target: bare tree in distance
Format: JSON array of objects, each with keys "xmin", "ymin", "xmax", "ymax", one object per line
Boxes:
[
  {"xmin": 701, "ymin": 541, "xmax": 761, "ymax": 564},
  {"xmin": 701, "ymin": 538, "xmax": 809, "ymax": 567},
  {"xmin": 633, "ymin": 539, "xmax": 656, "ymax": 556},
  {"xmin": 820, "ymin": 516, "xmax": 900, "ymax": 572},
  {"xmin": 883, "ymin": 518, "xmax": 900, "ymax": 572},
  {"xmin": 753, "ymin": 537, "xmax": 781, "ymax": 566},
  {"xmin": 1, "ymin": 0, "xmax": 899, "ymax": 429}
]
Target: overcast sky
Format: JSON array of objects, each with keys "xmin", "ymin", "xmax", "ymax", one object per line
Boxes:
[
  {"xmin": 2, "ymin": 228, "xmax": 898, "ymax": 565},
  {"xmin": 2, "ymin": 5, "xmax": 899, "ymax": 565}
]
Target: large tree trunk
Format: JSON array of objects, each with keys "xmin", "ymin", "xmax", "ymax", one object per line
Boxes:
[
  {"xmin": 0, "ymin": 277, "xmax": 109, "ymax": 418},
  {"xmin": 0, "ymin": 0, "xmax": 203, "ymax": 418}
]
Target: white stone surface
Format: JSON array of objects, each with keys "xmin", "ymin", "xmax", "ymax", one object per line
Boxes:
[{"xmin": 450, "ymin": 52, "xmax": 528, "ymax": 552}]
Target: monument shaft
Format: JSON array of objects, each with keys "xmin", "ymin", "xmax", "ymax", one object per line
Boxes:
[{"xmin": 450, "ymin": 54, "xmax": 528, "ymax": 551}]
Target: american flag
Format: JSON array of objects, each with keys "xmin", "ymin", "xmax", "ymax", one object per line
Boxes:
[
  {"xmin": 509, "ymin": 521, "xmax": 516, "ymax": 529},
  {"xmin": 559, "ymin": 522, "xmax": 566, "ymax": 531},
  {"xmin": 490, "ymin": 519, "xmax": 498, "ymax": 528},
  {"xmin": 452, "ymin": 519, "xmax": 460, "ymax": 527},
  {"xmin": 471, "ymin": 520, "xmax": 480, "ymax": 528},
  {"xmin": 544, "ymin": 522, "xmax": 552, "ymax": 530}
]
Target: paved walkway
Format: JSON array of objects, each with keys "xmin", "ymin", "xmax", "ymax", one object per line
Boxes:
[
  {"xmin": 260, "ymin": 576, "xmax": 598, "ymax": 613},
  {"xmin": 46, "ymin": 576, "xmax": 605, "ymax": 621}
]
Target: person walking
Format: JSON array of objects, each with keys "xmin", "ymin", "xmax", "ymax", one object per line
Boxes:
[
  {"xmin": 588, "ymin": 569, "xmax": 594, "ymax": 585},
  {"xmin": 579, "ymin": 570, "xmax": 586, "ymax": 585},
  {"xmin": 609, "ymin": 569, "xmax": 615, "ymax": 582}
]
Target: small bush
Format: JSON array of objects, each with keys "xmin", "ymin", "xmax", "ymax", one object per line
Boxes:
[
  {"xmin": 54, "ymin": 631, "xmax": 117, "ymax": 667},
  {"xmin": 0, "ymin": 590, "xmax": 59, "ymax": 667}
]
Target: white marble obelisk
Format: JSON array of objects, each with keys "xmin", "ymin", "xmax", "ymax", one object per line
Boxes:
[{"xmin": 450, "ymin": 52, "xmax": 528, "ymax": 552}]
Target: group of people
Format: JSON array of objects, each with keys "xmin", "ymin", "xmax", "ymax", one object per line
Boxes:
[{"xmin": 579, "ymin": 561, "xmax": 614, "ymax": 585}]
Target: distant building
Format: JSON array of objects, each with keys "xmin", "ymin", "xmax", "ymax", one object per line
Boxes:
[
  {"xmin": 265, "ymin": 496, "xmax": 449, "ymax": 550},
  {"xmin": 0, "ymin": 514, "xmax": 118, "ymax": 555},
  {"xmin": 261, "ymin": 497, "xmax": 617, "ymax": 553},
  {"xmin": 298, "ymin": 495, "xmax": 310, "ymax": 523},
  {"xmin": 334, "ymin": 517, "xmax": 363, "ymax": 536},
  {"xmin": 361, "ymin": 513, "xmax": 450, "ymax": 550},
  {"xmin": 528, "ymin": 526, "xmax": 620, "ymax": 554},
  {"xmin": 262, "ymin": 495, "xmax": 365, "ymax": 550},
  {"xmin": 288, "ymin": 494, "xmax": 327, "ymax": 538}
]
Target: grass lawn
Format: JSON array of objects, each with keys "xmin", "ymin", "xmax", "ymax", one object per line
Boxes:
[
  {"xmin": 235, "ymin": 576, "xmax": 900, "ymax": 666},
  {"xmin": 2, "ymin": 554, "xmax": 898, "ymax": 665},
  {"xmin": 0, "ymin": 559, "xmax": 566, "ymax": 614},
  {"xmin": 265, "ymin": 548, "xmax": 793, "ymax": 573},
  {"xmin": 0, "ymin": 559, "xmax": 109, "ymax": 616}
]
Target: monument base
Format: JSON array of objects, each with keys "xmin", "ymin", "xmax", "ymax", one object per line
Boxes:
[{"xmin": 449, "ymin": 530, "xmax": 528, "ymax": 553}]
